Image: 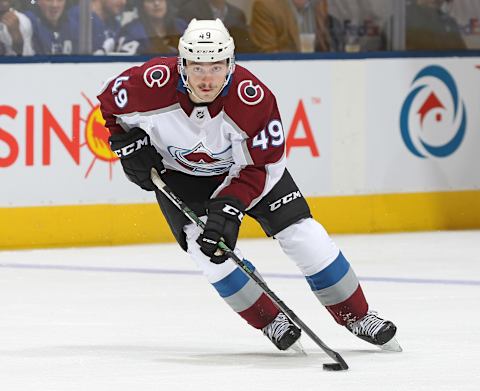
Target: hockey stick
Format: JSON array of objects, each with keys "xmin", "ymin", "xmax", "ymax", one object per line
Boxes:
[{"xmin": 150, "ymin": 168, "xmax": 348, "ymax": 371}]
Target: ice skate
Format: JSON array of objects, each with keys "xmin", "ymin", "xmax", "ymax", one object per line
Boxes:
[
  {"xmin": 347, "ymin": 311, "xmax": 402, "ymax": 352},
  {"xmin": 262, "ymin": 312, "xmax": 302, "ymax": 351}
]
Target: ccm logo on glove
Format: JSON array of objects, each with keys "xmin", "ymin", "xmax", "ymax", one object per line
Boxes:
[
  {"xmin": 108, "ymin": 127, "xmax": 164, "ymax": 191},
  {"xmin": 198, "ymin": 197, "xmax": 246, "ymax": 264},
  {"xmin": 222, "ymin": 205, "xmax": 244, "ymax": 222},
  {"xmin": 113, "ymin": 136, "xmax": 149, "ymax": 158}
]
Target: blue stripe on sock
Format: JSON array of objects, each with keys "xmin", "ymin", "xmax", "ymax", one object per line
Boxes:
[
  {"xmin": 305, "ymin": 252, "xmax": 350, "ymax": 291},
  {"xmin": 212, "ymin": 260, "xmax": 256, "ymax": 298},
  {"xmin": 242, "ymin": 259, "xmax": 255, "ymax": 271}
]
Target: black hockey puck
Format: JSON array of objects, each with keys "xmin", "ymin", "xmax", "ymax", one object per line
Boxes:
[{"xmin": 323, "ymin": 363, "xmax": 347, "ymax": 371}]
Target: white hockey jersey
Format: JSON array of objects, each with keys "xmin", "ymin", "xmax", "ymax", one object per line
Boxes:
[{"xmin": 97, "ymin": 57, "xmax": 286, "ymax": 209}]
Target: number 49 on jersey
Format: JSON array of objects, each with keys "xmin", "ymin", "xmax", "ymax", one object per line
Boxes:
[{"xmin": 252, "ymin": 120, "xmax": 284, "ymax": 150}]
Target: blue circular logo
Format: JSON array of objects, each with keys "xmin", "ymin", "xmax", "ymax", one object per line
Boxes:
[{"xmin": 400, "ymin": 65, "xmax": 467, "ymax": 158}]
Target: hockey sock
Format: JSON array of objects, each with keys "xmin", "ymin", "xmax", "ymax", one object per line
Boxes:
[
  {"xmin": 306, "ymin": 251, "xmax": 369, "ymax": 325},
  {"xmin": 276, "ymin": 218, "xmax": 369, "ymax": 325},
  {"xmin": 185, "ymin": 222, "xmax": 279, "ymax": 329},
  {"xmin": 211, "ymin": 259, "xmax": 279, "ymax": 328}
]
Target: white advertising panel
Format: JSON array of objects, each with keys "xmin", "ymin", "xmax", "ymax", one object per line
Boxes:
[
  {"xmin": 0, "ymin": 60, "xmax": 332, "ymax": 207},
  {"xmin": 366, "ymin": 58, "xmax": 480, "ymax": 193},
  {"xmin": 251, "ymin": 61, "xmax": 333, "ymax": 196},
  {"xmin": 1, "ymin": 62, "xmax": 145, "ymax": 207}
]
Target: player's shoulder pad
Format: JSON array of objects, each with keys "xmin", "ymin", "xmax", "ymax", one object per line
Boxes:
[
  {"xmin": 97, "ymin": 56, "xmax": 179, "ymax": 116},
  {"xmin": 224, "ymin": 65, "xmax": 277, "ymax": 136},
  {"xmin": 229, "ymin": 65, "xmax": 273, "ymax": 107}
]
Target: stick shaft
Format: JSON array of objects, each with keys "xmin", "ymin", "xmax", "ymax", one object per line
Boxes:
[{"xmin": 151, "ymin": 168, "xmax": 348, "ymax": 369}]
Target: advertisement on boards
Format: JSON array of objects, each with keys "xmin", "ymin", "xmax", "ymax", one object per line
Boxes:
[
  {"xmin": 0, "ymin": 61, "xmax": 331, "ymax": 207},
  {"xmin": 366, "ymin": 58, "xmax": 480, "ymax": 194},
  {"xmin": 251, "ymin": 60, "xmax": 332, "ymax": 196}
]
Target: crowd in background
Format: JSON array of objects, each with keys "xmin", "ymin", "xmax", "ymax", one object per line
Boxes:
[{"xmin": 1, "ymin": 0, "xmax": 479, "ymax": 56}]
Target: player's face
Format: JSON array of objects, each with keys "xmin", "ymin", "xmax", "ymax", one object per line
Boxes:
[
  {"xmin": 185, "ymin": 60, "xmax": 229, "ymax": 103},
  {"xmin": 38, "ymin": 0, "xmax": 66, "ymax": 24},
  {"xmin": 143, "ymin": 0, "xmax": 167, "ymax": 19},
  {"xmin": 102, "ymin": 0, "xmax": 126, "ymax": 16}
]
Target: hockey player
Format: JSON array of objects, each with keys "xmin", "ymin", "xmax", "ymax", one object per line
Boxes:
[{"xmin": 97, "ymin": 18, "xmax": 400, "ymax": 352}]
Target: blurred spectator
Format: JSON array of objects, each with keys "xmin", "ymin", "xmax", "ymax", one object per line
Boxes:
[
  {"xmin": 117, "ymin": 0, "xmax": 186, "ymax": 55},
  {"xmin": 0, "ymin": 0, "xmax": 34, "ymax": 55},
  {"xmin": 450, "ymin": 0, "xmax": 480, "ymax": 49},
  {"xmin": 250, "ymin": 0, "xmax": 343, "ymax": 53},
  {"xmin": 328, "ymin": 0, "xmax": 387, "ymax": 51},
  {"xmin": 118, "ymin": 0, "xmax": 139, "ymax": 25},
  {"xmin": 314, "ymin": 0, "xmax": 344, "ymax": 51},
  {"xmin": 406, "ymin": 0, "xmax": 466, "ymax": 50},
  {"xmin": 69, "ymin": 0, "xmax": 127, "ymax": 54},
  {"xmin": 25, "ymin": 0, "xmax": 77, "ymax": 54},
  {"xmin": 178, "ymin": 0, "xmax": 256, "ymax": 52}
]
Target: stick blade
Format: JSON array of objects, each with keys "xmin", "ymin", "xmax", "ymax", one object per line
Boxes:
[
  {"xmin": 323, "ymin": 362, "xmax": 347, "ymax": 371},
  {"xmin": 323, "ymin": 351, "xmax": 349, "ymax": 371}
]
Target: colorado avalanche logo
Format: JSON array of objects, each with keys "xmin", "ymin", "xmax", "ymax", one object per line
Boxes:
[
  {"xmin": 400, "ymin": 65, "xmax": 467, "ymax": 158},
  {"xmin": 238, "ymin": 80, "xmax": 264, "ymax": 105},
  {"xmin": 168, "ymin": 142, "xmax": 234, "ymax": 174},
  {"xmin": 143, "ymin": 64, "xmax": 170, "ymax": 88}
]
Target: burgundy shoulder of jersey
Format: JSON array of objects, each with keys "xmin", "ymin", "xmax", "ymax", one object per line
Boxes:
[
  {"xmin": 97, "ymin": 57, "xmax": 179, "ymax": 119},
  {"xmin": 223, "ymin": 64, "xmax": 278, "ymax": 137}
]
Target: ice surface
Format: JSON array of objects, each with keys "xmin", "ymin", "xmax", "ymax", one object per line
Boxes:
[{"xmin": 1, "ymin": 231, "xmax": 479, "ymax": 391}]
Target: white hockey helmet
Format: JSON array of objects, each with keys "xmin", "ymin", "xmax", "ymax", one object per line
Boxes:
[
  {"xmin": 178, "ymin": 19, "xmax": 236, "ymax": 101},
  {"xmin": 179, "ymin": 18, "xmax": 235, "ymax": 63}
]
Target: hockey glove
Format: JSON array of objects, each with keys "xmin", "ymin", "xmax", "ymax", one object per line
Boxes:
[
  {"xmin": 197, "ymin": 197, "xmax": 245, "ymax": 264},
  {"xmin": 109, "ymin": 127, "xmax": 164, "ymax": 191}
]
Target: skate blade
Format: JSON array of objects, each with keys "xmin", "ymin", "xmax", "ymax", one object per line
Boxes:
[
  {"xmin": 380, "ymin": 337, "xmax": 403, "ymax": 352},
  {"xmin": 289, "ymin": 340, "xmax": 307, "ymax": 356}
]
